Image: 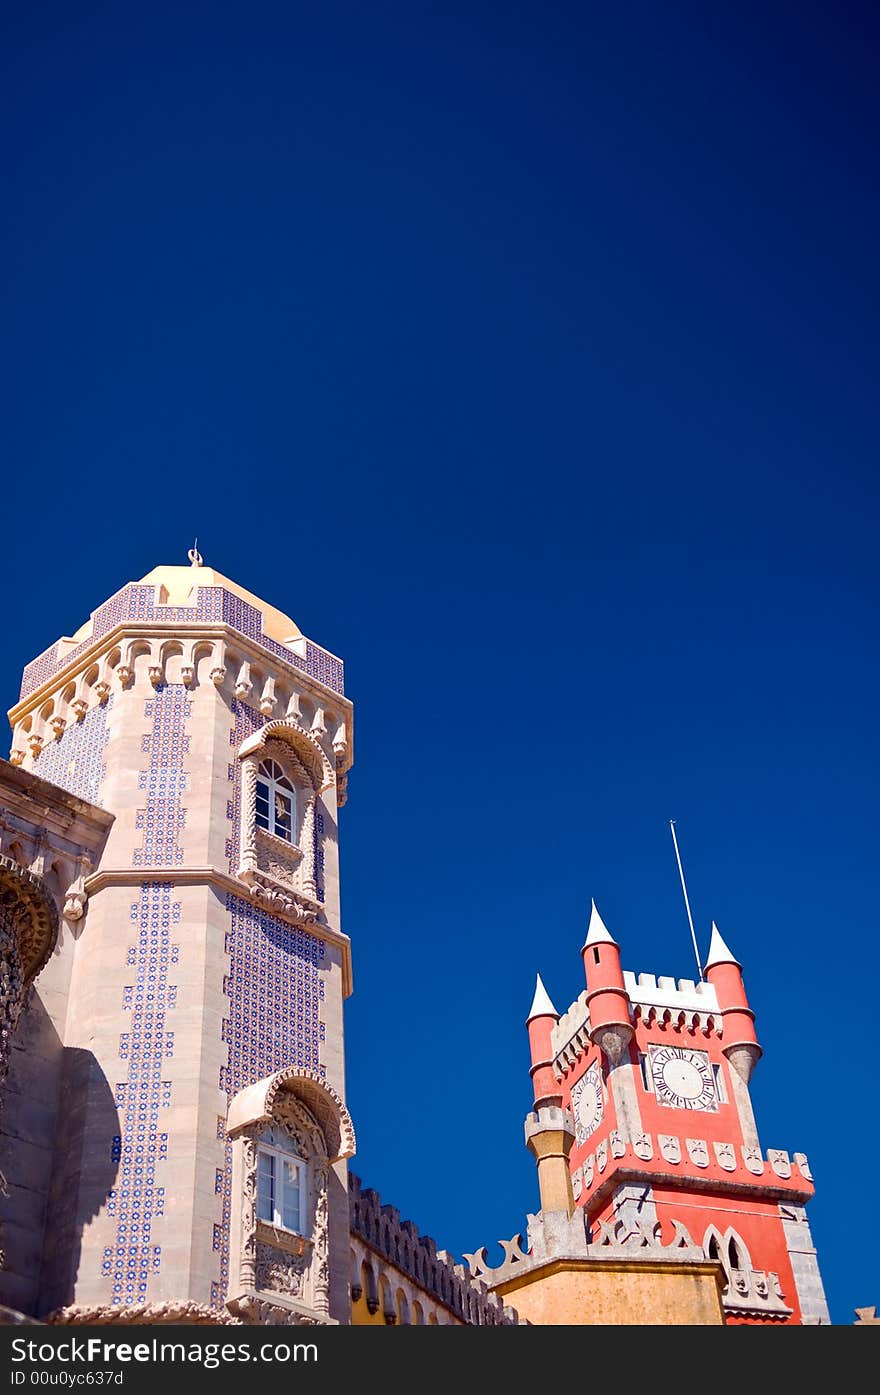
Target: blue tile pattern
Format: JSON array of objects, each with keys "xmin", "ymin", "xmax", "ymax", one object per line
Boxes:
[
  {"xmin": 216, "ymin": 893, "xmax": 325, "ymax": 1304},
  {"xmin": 103, "ymin": 881, "xmax": 179, "ymax": 1304},
  {"xmin": 133, "ymin": 687, "xmax": 190, "ymax": 867},
  {"xmin": 20, "ymin": 586, "xmax": 344, "ymax": 698},
  {"xmin": 33, "ymin": 696, "xmax": 112, "ymax": 805}
]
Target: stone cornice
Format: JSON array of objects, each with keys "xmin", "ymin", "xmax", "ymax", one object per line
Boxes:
[
  {"xmin": 84, "ymin": 865, "xmax": 353, "ymax": 997},
  {"xmin": 9, "ymin": 619, "xmax": 354, "ymax": 737},
  {"xmin": 0, "ymin": 759, "xmax": 115, "ymax": 840}
]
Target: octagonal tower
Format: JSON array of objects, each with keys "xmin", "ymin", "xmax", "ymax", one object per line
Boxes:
[{"xmin": 1, "ymin": 553, "xmax": 355, "ymax": 1325}]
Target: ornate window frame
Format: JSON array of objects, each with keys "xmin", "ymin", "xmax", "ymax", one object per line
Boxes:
[
  {"xmin": 236, "ymin": 721, "xmax": 335, "ymax": 923},
  {"xmin": 226, "ymin": 1068, "xmax": 356, "ymax": 1327}
]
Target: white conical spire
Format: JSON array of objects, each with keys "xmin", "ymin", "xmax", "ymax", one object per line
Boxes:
[
  {"xmin": 582, "ymin": 897, "xmax": 617, "ymax": 951},
  {"xmin": 704, "ymin": 921, "xmax": 741, "ymax": 970},
  {"xmin": 526, "ymin": 973, "xmax": 558, "ymax": 1022}
]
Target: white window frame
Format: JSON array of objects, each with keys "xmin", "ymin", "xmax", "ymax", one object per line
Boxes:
[
  {"xmin": 255, "ymin": 758, "xmax": 296, "ymax": 844},
  {"xmin": 257, "ymin": 1138, "xmax": 305, "ymax": 1236}
]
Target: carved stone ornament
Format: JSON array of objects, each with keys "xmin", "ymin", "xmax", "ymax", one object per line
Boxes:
[
  {"xmin": 609, "ymin": 1129, "xmax": 626, "ymax": 1158},
  {"xmin": 768, "ymin": 1149, "xmax": 791, "ymax": 1179},
  {"xmin": 571, "ymin": 1167, "xmax": 583, "ymax": 1200},
  {"xmin": 659, "ymin": 1133, "xmax": 681, "ymax": 1164},
  {"xmin": 793, "ymin": 1152, "xmax": 813, "ymax": 1181},
  {"xmin": 713, "ymin": 1141, "xmax": 736, "ymax": 1172},
  {"xmin": 255, "ymin": 1243, "xmax": 307, "ymax": 1299},
  {"xmin": 63, "ymin": 857, "xmax": 91, "ymax": 922},
  {"xmin": 633, "ymin": 1131, "xmax": 653, "ymax": 1161},
  {"xmin": 49, "ymin": 1302, "xmax": 237, "ymax": 1327},
  {"xmin": 596, "ymin": 1139, "xmax": 608, "ymax": 1174},
  {"xmin": 583, "ymin": 1155, "xmax": 594, "ymax": 1189},
  {"xmin": 742, "ymin": 1144, "xmax": 764, "ymax": 1175},
  {"xmin": 686, "ymin": 1138, "xmax": 709, "ymax": 1168}
]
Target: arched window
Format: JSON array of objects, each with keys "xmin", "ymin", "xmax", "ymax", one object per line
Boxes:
[{"xmin": 255, "ymin": 758, "xmax": 296, "ymax": 842}]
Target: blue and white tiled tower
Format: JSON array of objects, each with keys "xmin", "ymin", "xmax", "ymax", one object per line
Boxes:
[{"xmin": 1, "ymin": 555, "xmax": 356, "ymax": 1324}]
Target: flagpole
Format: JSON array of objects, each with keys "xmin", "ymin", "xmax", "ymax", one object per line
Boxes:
[{"xmin": 670, "ymin": 820, "xmax": 703, "ymax": 981}]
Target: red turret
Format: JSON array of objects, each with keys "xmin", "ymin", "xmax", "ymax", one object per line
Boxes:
[
  {"xmin": 526, "ymin": 974, "xmax": 561, "ymax": 1108},
  {"xmin": 704, "ymin": 921, "xmax": 762, "ymax": 1084},
  {"xmin": 581, "ymin": 900, "xmax": 633, "ymax": 1064}
]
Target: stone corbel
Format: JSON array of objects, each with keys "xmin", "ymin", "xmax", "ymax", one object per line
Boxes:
[
  {"xmin": 286, "ymin": 693, "xmax": 302, "ymax": 723},
  {"xmin": 70, "ymin": 698, "xmax": 89, "ymax": 722},
  {"xmin": 9, "ymin": 748, "xmax": 25, "ymax": 768},
  {"xmin": 235, "ymin": 662, "xmax": 253, "ymax": 701},
  {"xmin": 50, "ymin": 716, "xmax": 66, "ymax": 741},
  {"xmin": 117, "ymin": 641, "xmax": 138, "ymax": 688},
  {"xmin": 310, "ymin": 708, "xmax": 327, "ymax": 739},
  {"xmin": 63, "ymin": 856, "xmax": 92, "ymax": 922},
  {"xmin": 27, "ymin": 733, "xmax": 44, "ymax": 759},
  {"xmin": 210, "ymin": 640, "xmax": 227, "ymax": 688},
  {"xmin": 29, "ymin": 834, "xmax": 48, "ymax": 880},
  {"xmin": 180, "ymin": 642, "xmax": 196, "ymax": 688},
  {"xmin": 332, "ymin": 723, "xmax": 347, "ymax": 763},
  {"xmin": 260, "ymin": 677, "xmax": 277, "ymax": 717},
  {"xmin": 94, "ymin": 680, "xmax": 111, "ymax": 704}
]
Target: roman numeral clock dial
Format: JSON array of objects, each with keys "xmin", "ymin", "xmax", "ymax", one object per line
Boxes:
[{"xmin": 648, "ymin": 1045, "xmax": 718, "ymax": 1111}]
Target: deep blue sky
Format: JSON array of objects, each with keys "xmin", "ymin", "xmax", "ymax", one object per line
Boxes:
[{"xmin": 3, "ymin": 3, "xmax": 878, "ymax": 1325}]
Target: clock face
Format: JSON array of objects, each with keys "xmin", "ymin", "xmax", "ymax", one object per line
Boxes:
[
  {"xmin": 648, "ymin": 1045, "xmax": 718, "ymax": 1111},
  {"xmin": 571, "ymin": 1061, "xmax": 604, "ymax": 1145}
]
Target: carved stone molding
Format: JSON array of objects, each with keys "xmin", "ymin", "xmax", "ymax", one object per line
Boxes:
[{"xmin": 49, "ymin": 1302, "xmax": 236, "ymax": 1326}]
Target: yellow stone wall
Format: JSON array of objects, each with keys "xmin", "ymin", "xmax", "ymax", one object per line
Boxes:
[
  {"xmin": 351, "ymin": 1290, "xmax": 387, "ymax": 1326},
  {"xmin": 495, "ymin": 1259, "xmax": 725, "ymax": 1326}
]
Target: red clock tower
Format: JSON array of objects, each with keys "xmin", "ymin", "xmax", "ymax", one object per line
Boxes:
[{"xmin": 526, "ymin": 901, "xmax": 829, "ymax": 1324}]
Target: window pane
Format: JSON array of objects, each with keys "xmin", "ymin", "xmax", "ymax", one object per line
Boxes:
[
  {"xmin": 257, "ymin": 1152, "xmax": 275, "ymax": 1223},
  {"xmin": 281, "ymin": 1159, "xmax": 301, "ymax": 1232},
  {"xmin": 274, "ymin": 792, "xmax": 292, "ymax": 837}
]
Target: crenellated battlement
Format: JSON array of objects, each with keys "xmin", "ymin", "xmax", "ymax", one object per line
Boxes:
[
  {"xmin": 551, "ymin": 971, "xmax": 722, "ymax": 1075},
  {"xmin": 623, "ymin": 970, "xmax": 720, "ymax": 1024},
  {"xmin": 349, "ymin": 1174, "xmax": 519, "ymax": 1325}
]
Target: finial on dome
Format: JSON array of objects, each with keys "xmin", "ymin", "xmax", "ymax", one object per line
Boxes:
[
  {"xmin": 582, "ymin": 897, "xmax": 617, "ymax": 951},
  {"xmin": 188, "ymin": 539, "xmax": 204, "ymax": 567},
  {"xmin": 704, "ymin": 920, "xmax": 740, "ymax": 971},
  {"xmin": 526, "ymin": 973, "xmax": 558, "ymax": 1023}
]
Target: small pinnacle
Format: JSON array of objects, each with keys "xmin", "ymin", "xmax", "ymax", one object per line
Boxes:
[
  {"xmin": 704, "ymin": 920, "xmax": 741, "ymax": 971},
  {"xmin": 582, "ymin": 897, "xmax": 617, "ymax": 952},
  {"xmin": 526, "ymin": 973, "xmax": 558, "ymax": 1023}
]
